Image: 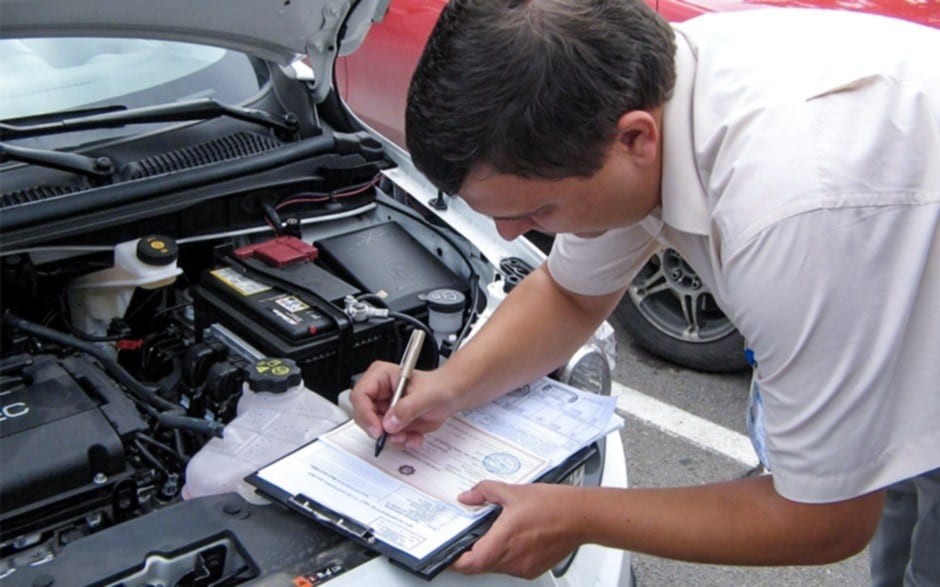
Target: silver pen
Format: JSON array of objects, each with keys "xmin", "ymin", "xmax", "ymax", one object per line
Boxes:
[{"xmin": 374, "ymin": 328, "xmax": 426, "ymax": 457}]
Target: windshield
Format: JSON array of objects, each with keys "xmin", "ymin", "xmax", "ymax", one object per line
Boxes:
[{"xmin": 0, "ymin": 37, "xmax": 267, "ymax": 143}]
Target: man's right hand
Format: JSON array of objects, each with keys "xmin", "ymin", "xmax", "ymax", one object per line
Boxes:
[{"xmin": 350, "ymin": 360, "xmax": 461, "ymax": 449}]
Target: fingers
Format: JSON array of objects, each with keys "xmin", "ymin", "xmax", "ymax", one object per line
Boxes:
[
  {"xmin": 451, "ymin": 483, "xmax": 578, "ymax": 578},
  {"xmin": 350, "ymin": 361, "xmax": 398, "ymax": 439},
  {"xmin": 453, "ymin": 533, "xmax": 503, "ymax": 575},
  {"xmin": 351, "ymin": 364, "xmax": 454, "ymax": 444},
  {"xmin": 452, "ymin": 481, "xmax": 513, "ymax": 574}
]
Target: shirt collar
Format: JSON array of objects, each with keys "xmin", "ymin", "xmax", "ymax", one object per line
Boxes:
[{"xmin": 659, "ymin": 30, "xmax": 711, "ymax": 236}]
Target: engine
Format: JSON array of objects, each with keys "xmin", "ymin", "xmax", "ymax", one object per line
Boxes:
[
  {"xmin": 0, "ymin": 177, "xmax": 495, "ymax": 583},
  {"xmin": 0, "ymin": 354, "xmax": 147, "ymax": 543}
]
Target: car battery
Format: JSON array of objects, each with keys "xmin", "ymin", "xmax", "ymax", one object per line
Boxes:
[{"xmin": 194, "ymin": 237, "xmax": 397, "ymax": 401}]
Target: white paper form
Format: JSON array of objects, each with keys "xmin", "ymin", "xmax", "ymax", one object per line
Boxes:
[
  {"xmin": 322, "ymin": 419, "xmax": 550, "ymax": 512},
  {"xmin": 458, "ymin": 378, "xmax": 623, "ymax": 465}
]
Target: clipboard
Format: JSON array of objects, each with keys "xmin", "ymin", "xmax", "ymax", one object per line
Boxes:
[{"xmin": 244, "ymin": 439, "xmax": 599, "ymax": 580}]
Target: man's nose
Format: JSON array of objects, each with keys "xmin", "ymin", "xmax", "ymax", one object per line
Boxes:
[{"xmin": 494, "ymin": 217, "xmax": 534, "ymax": 241}]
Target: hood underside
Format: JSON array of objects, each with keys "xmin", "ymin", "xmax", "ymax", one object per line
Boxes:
[{"xmin": 0, "ymin": 0, "xmax": 389, "ymax": 101}]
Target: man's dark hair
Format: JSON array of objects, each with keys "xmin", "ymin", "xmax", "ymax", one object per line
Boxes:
[{"xmin": 405, "ymin": 0, "xmax": 677, "ymax": 195}]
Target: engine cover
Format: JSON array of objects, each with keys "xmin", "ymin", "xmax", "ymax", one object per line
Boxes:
[{"xmin": 0, "ymin": 354, "xmax": 146, "ymax": 532}]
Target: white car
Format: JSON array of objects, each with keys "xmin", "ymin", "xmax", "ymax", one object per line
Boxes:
[{"xmin": 0, "ymin": 1, "xmax": 632, "ymax": 585}]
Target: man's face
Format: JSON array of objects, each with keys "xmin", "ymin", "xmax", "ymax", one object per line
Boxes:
[{"xmin": 458, "ymin": 149, "xmax": 661, "ymax": 241}]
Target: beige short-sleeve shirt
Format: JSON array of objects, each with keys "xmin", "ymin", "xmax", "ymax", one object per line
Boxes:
[{"xmin": 548, "ymin": 9, "xmax": 940, "ymax": 503}]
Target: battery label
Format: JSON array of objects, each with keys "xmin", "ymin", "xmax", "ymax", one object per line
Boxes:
[
  {"xmin": 211, "ymin": 267, "xmax": 272, "ymax": 296},
  {"xmin": 275, "ymin": 295, "xmax": 310, "ymax": 313}
]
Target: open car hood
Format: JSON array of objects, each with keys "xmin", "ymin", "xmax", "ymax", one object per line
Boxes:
[{"xmin": 0, "ymin": 0, "xmax": 390, "ymax": 101}]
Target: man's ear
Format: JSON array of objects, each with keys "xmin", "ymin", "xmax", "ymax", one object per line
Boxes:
[{"xmin": 614, "ymin": 110, "xmax": 660, "ymax": 167}]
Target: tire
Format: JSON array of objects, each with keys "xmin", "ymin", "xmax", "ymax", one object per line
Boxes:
[{"xmin": 614, "ymin": 248, "xmax": 749, "ymax": 373}]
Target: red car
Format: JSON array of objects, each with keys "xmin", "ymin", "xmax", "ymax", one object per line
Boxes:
[{"xmin": 337, "ymin": 0, "xmax": 940, "ymax": 373}]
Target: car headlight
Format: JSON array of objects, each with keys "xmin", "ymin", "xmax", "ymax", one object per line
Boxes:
[
  {"xmin": 552, "ymin": 343, "xmax": 612, "ymax": 490},
  {"xmin": 557, "ymin": 344, "xmax": 612, "ymax": 396},
  {"xmin": 552, "ymin": 438, "xmax": 607, "ymax": 577},
  {"xmin": 551, "ymin": 343, "xmax": 613, "ymax": 577}
]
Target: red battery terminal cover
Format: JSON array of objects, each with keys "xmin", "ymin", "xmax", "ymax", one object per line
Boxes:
[{"xmin": 234, "ymin": 236, "xmax": 319, "ymax": 267}]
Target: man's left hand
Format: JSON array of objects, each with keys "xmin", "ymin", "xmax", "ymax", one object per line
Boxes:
[{"xmin": 451, "ymin": 481, "xmax": 584, "ymax": 578}]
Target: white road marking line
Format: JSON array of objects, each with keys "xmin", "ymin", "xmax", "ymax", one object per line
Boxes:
[{"xmin": 612, "ymin": 381, "xmax": 760, "ymax": 468}]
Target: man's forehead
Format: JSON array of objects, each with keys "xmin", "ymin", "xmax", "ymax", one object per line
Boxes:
[
  {"xmin": 458, "ymin": 172, "xmax": 550, "ymax": 217},
  {"xmin": 461, "ymin": 177, "xmax": 531, "ymax": 204},
  {"xmin": 461, "ymin": 167, "xmax": 557, "ymax": 196}
]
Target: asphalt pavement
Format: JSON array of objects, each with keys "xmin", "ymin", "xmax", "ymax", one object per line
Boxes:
[{"xmin": 607, "ymin": 301, "xmax": 870, "ymax": 587}]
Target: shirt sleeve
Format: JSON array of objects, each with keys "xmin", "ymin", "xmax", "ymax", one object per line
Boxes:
[{"xmin": 546, "ymin": 224, "xmax": 661, "ymax": 296}]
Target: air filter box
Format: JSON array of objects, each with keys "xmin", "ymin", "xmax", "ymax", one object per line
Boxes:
[{"xmin": 314, "ymin": 221, "xmax": 467, "ymax": 315}]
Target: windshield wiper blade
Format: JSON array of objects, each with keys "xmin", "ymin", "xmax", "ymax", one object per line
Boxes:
[
  {"xmin": 0, "ymin": 98, "xmax": 299, "ymax": 141},
  {"xmin": 0, "ymin": 142, "xmax": 114, "ymax": 177}
]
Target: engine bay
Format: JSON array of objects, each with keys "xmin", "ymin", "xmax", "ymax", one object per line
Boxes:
[{"xmin": 0, "ymin": 142, "xmax": 539, "ymax": 584}]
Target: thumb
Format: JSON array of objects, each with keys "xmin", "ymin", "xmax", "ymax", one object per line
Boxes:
[
  {"xmin": 382, "ymin": 395, "xmax": 427, "ymax": 434},
  {"xmin": 382, "ymin": 388, "xmax": 434, "ymax": 433},
  {"xmin": 459, "ymin": 480, "xmax": 512, "ymax": 507}
]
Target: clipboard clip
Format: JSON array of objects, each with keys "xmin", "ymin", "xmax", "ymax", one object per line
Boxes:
[{"xmin": 289, "ymin": 494, "xmax": 376, "ymax": 544}]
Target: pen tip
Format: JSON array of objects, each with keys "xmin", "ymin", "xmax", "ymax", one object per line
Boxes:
[{"xmin": 374, "ymin": 435, "xmax": 385, "ymax": 458}]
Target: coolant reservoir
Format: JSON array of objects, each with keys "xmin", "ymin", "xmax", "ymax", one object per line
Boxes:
[
  {"xmin": 68, "ymin": 235, "xmax": 183, "ymax": 336},
  {"xmin": 182, "ymin": 358, "xmax": 347, "ymax": 505}
]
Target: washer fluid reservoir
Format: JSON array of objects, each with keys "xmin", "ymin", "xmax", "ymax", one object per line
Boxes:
[{"xmin": 182, "ymin": 358, "xmax": 347, "ymax": 504}]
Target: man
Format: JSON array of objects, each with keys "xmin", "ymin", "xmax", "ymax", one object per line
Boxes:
[{"xmin": 350, "ymin": 0, "xmax": 940, "ymax": 583}]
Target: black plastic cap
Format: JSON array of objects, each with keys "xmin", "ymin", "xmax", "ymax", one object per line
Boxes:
[
  {"xmin": 246, "ymin": 358, "xmax": 302, "ymax": 393},
  {"xmin": 136, "ymin": 235, "xmax": 179, "ymax": 266}
]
